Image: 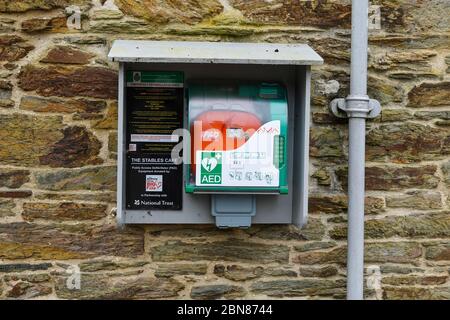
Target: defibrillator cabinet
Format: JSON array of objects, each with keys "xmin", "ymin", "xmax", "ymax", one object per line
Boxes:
[{"xmin": 109, "ymin": 40, "xmax": 322, "ymax": 228}]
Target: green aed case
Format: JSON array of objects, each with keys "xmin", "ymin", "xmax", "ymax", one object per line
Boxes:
[{"xmin": 186, "ymin": 82, "xmax": 289, "ymax": 195}]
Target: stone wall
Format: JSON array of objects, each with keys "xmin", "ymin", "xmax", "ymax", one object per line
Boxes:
[{"xmin": 0, "ymin": 0, "xmax": 449, "ymax": 300}]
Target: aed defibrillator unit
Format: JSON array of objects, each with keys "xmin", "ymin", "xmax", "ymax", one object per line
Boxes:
[{"xmin": 186, "ymin": 82, "xmax": 288, "ymax": 195}]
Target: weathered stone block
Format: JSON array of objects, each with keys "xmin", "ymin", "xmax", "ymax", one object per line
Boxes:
[
  {"xmin": 308, "ymin": 194, "xmax": 347, "ymax": 214},
  {"xmin": 0, "ymin": 16, "xmax": 14, "ymax": 32},
  {"xmin": 312, "ymin": 111, "xmax": 346, "ymax": 125},
  {"xmin": 424, "ymin": 242, "xmax": 450, "ymax": 261},
  {"xmin": 0, "ymin": 113, "xmax": 61, "ymax": 166},
  {"xmin": 35, "ymin": 166, "xmax": 116, "ymax": 191},
  {"xmin": 21, "ymin": 15, "xmax": 69, "ymax": 33},
  {"xmin": 293, "ymin": 242, "xmax": 422, "ymax": 265},
  {"xmin": 408, "ymin": 82, "xmax": 450, "ymax": 108},
  {"xmin": 115, "ymin": 0, "xmax": 222, "ymax": 24},
  {"xmin": 79, "ymin": 260, "xmax": 148, "ymax": 272},
  {"xmin": 0, "ymin": 169, "xmax": 29, "ymax": 188},
  {"xmin": 151, "ymin": 240, "xmax": 289, "ymax": 264},
  {"xmin": 155, "ymin": 263, "xmax": 207, "ymax": 278},
  {"xmin": 245, "ymin": 220, "xmax": 325, "ymax": 241},
  {"xmin": 0, "ymin": 190, "xmax": 32, "ymax": 198},
  {"xmin": 214, "ymin": 264, "xmax": 296, "ymax": 281},
  {"xmin": 108, "ymin": 132, "xmax": 117, "ymax": 159},
  {"xmin": 312, "ymin": 69, "xmax": 403, "ymax": 106},
  {"xmin": 0, "ymin": 199, "xmax": 15, "ymax": 217},
  {"xmin": 442, "ymin": 160, "xmax": 450, "ymax": 186},
  {"xmin": 90, "ymin": 8, "xmax": 124, "ymax": 20},
  {"xmin": 386, "ymin": 190, "xmax": 442, "ymax": 210},
  {"xmin": 0, "ymin": 263, "xmax": 52, "ymax": 273},
  {"xmin": 263, "ymin": 267, "xmax": 297, "ymax": 278},
  {"xmin": 431, "ymin": 119, "xmax": 449, "ymax": 128},
  {"xmin": 20, "ymin": 96, "xmax": 106, "ymax": 114},
  {"xmin": 89, "ymin": 19, "xmax": 152, "ymax": 34},
  {"xmin": 294, "ymin": 241, "xmax": 337, "ymax": 253},
  {"xmin": 312, "ymin": 69, "xmax": 348, "ymax": 104},
  {"xmin": 0, "ymin": 98, "xmax": 14, "ymax": 108},
  {"xmin": 382, "ymin": 275, "xmax": 448, "ymax": 286},
  {"xmin": 368, "ymin": 76, "xmax": 404, "ymax": 104},
  {"xmin": 250, "ymin": 279, "xmax": 346, "ymax": 298},
  {"xmin": 446, "ymin": 55, "xmax": 450, "ymax": 73},
  {"xmin": 34, "ymin": 191, "xmax": 115, "ymax": 202},
  {"xmin": 327, "ymin": 216, "xmax": 346, "ymax": 224},
  {"xmin": 190, "ymin": 284, "xmax": 246, "ymax": 300},
  {"xmin": 0, "ymin": 114, "xmax": 102, "ymax": 167},
  {"xmin": 93, "ymin": 102, "xmax": 118, "ymax": 129},
  {"xmin": 22, "ymin": 202, "xmax": 107, "ymax": 222},
  {"xmin": 293, "ymin": 246, "xmax": 346, "ymax": 265},
  {"xmin": 330, "ymin": 213, "xmax": 450, "ymax": 240},
  {"xmin": 310, "ymin": 127, "xmax": 343, "ymax": 158},
  {"xmin": 0, "ymin": 222, "xmax": 144, "ymax": 259},
  {"xmin": 4, "ymin": 273, "xmax": 51, "ymax": 283},
  {"xmin": 309, "ymin": 37, "xmax": 350, "ymax": 65},
  {"xmin": 72, "ymin": 113, "xmax": 104, "ymax": 121},
  {"xmin": 309, "ymin": 194, "xmax": 385, "ymax": 214},
  {"xmin": 64, "ymin": 36, "xmax": 106, "ymax": 45},
  {"xmin": 0, "ymin": 80, "xmax": 12, "ymax": 109},
  {"xmin": 148, "ymin": 225, "xmax": 225, "ymax": 238},
  {"xmin": 0, "ymin": 35, "xmax": 34, "ymax": 61},
  {"xmin": 369, "ymin": 34, "xmax": 450, "ymax": 50},
  {"xmin": 18, "ymin": 66, "xmax": 118, "ymax": 99},
  {"xmin": 299, "ymin": 265, "xmax": 338, "ymax": 278},
  {"xmin": 41, "ymin": 46, "xmax": 94, "ymax": 65},
  {"xmin": 379, "ymin": 264, "xmax": 424, "ymax": 275},
  {"xmin": 55, "ymin": 274, "xmax": 184, "ymax": 299},
  {"xmin": 365, "ymin": 242, "xmax": 423, "ymax": 264},
  {"xmin": 214, "ymin": 264, "xmax": 263, "ymax": 281},
  {"xmin": 383, "ymin": 286, "xmax": 450, "ymax": 300},
  {"xmin": 5, "ymin": 280, "xmax": 52, "ymax": 299},
  {"xmin": 379, "ymin": 109, "xmax": 413, "ymax": 122},
  {"xmin": 414, "ymin": 110, "xmax": 450, "ymax": 121},
  {"xmin": 337, "ymin": 165, "xmax": 440, "ymax": 191},
  {"xmin": 370, "ymin": 50, "xmax": 438, "ymax": 79},
  {"xmin": 366, "ymin": 123, "xmax": 449, "ymax": 163},
  {"xmin": 372, "ymin": 0, "xmax": 450, "ymax": 33},
  {"xmin": 365, "ymin": 197, "xmax": 386, "ymax": 214},
  {"xmin": 231, "ymin": 0, "xmax": 351, "ymax": 28},
  {"xmin": 39, "ymin": 126, "xmax": 102, "ymax": 168},
  {"xmin": 312, "ymin": 168, "xmax": 331, "ymax": 185},
  {"xmin": 0, "ymin": 0, "xmax": 88, "ymax": 12}
]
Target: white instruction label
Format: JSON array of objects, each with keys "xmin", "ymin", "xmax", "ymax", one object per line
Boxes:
[{"xmin": 195, "ymin": 121, "xmax": 280, "ymax": 187}]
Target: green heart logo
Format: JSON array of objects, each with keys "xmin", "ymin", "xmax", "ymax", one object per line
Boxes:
[{"xmin": 201, "ymin": 157, "xmax": 218, "ymax": 172}]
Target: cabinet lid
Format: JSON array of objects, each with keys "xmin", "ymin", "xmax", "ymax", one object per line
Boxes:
[{"xmin": 108, "ymin": 40, "xmax": 323, "ymax": 65}]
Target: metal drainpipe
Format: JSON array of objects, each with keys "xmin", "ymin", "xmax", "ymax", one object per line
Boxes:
[{"xmin": 330, "ymin": 0, "xmax": 381, "ymax": 300}]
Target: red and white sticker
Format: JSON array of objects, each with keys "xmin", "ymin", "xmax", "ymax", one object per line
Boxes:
[{"xmin": 146, "ymin": 175, "xmax": 163, "ymax": 192}]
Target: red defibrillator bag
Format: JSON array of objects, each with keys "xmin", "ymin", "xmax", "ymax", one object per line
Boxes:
[{"xmin": 190, "ymin": 110, "xmax": 262, "ymax": 173}]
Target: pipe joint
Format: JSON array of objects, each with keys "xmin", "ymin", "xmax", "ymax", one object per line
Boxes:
[{"xmin": 330, "ymin": 95, "xmax": 381, "ymax": 119}]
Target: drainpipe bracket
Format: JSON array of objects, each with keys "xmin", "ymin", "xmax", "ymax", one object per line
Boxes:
[{"xmin": 330, "ymin": 96, "xmax": 381, "ymax": 119}]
